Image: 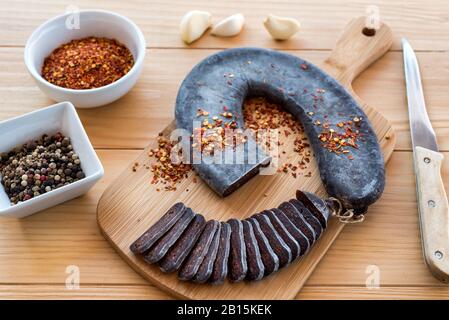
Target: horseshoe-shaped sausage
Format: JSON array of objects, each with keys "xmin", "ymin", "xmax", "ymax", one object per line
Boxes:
[{"xmin": 175, "ymin": 48, "xmax": 385, "ymax": 212}]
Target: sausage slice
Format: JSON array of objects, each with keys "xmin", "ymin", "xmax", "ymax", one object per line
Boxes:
[
  {"xmin": 262, "ymin": 209, "xmax": 300, "ymax": 260},
  {"xmin": 143, "ymin": 207, "xmax": 195, "ymax": 263},
  {"xmin": 130, "ymin": 202, "xmax": 186, "ymax": 254},
  {"xmin": 227, "ymin": 219, "xmax": 248, "ymax": 282},
  {"xmin": 159, "ymin": 214, "xmax": 206, "ymax": 273},
  {"xmin": 178, "ymin": 220, "xmax": 219, "ymax": 281},
  {"xmin": 242, "ymin": 220, "xmax": 264, "ymax": 281},
  {"xmin": 252, "ymin": 213, "xmax": 292, "ymax": 267},
  {"xmin": 210, "ymin": 222, "xmax": 232, "ymax": 285},
  {"xmin": 289, "ymin": 199, "xmax": 323, "ymax": 239},
  {"xmin": 296, "ymin": 190, "xmax": 330, "ymax": 228},
  {"xmin": 278, "ymin": 201, "xmax": 316, "ymax": 244},
  {"xmin": 270, "ymin": 208, "xmax": 309, "ymax": 256},
  {"xmin": 192, "ymin": 223, "xmax": 222, "ymax": 283},
  {"xmin": 247, "ymin": 218, "xmax": 279, "ymax": 277}
]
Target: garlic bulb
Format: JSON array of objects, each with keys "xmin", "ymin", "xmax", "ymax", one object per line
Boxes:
[
  {"xmin": 211, "ymin": 13, "xmax": 245, "ymax": 37},
  {"xmin": 180, "ymin": 10, "xmax": 212, "ymax": 44},
  {"xmin": 263, "ymin": 14, "xmax": 301, "ymax": 40}
]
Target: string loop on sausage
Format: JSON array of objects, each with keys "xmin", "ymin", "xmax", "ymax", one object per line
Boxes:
[{"xmin": 328, "ymin": 197, "xmax": 365, "ymax": 224}]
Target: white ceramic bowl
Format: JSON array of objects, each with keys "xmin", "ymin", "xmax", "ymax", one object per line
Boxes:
[
  {"xmin": 24, "ymin": 10, "xmax": 146, "ymax": 108},
  {"xmin": 0, "ymin": 102, "xmax": 104, "ymax": 218}
]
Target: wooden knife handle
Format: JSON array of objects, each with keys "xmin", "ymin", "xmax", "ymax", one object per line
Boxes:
[{"xmin": 414, "ymin": 146, "xmax": 449, "ymax": 283}]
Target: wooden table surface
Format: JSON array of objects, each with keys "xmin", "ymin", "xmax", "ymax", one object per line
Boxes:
[{"xmin": 1, "ymin": 0, "xmax": 449, "ymax": 300}]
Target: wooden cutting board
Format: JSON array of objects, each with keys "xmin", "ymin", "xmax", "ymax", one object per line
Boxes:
[{"xmin": 97, "ymin": 17, "xmax": 396, "ymax": 300}]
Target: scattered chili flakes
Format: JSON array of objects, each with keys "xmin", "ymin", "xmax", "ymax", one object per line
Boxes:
[
  {"xmin": 316, "ymin": 117, "xmax": 362, "ymax": 156},
  {"xmin": 135, "ymin": 97, "xmax": 316, "ymax": 191},
  {"xmin": 147, "ymin": 136, "xmax": 192, "ymax": 190},
  {"xmin": 42, "ymin": 37, "xmax": 134, "ymax": 90},
  {"xmin": 244, "ymin": 97, "xmax": 312, "ymax": 177}
]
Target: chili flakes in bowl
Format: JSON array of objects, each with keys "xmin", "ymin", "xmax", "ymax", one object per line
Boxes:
[{"xmin": 41, "ymin": 37, "xmax": 134, "ymax": 90}]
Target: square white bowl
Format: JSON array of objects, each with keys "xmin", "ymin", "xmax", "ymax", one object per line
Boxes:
[{"xmin": 0, "ymin": 102, "xmax": 104, "ymax": 218}]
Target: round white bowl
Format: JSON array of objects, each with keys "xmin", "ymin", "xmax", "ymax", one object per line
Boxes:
[{"xmin": 24, "ymin": 10, "xmax": 146, "ymax": 108}]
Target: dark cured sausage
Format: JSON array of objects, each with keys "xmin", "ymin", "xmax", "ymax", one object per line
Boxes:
[
  {"xmin": 278, "ymin": 201, "xmax": 316, "ymax": 243},
  {"xmin": 227, "ymin": 219, "xmax": 248, "ymax": 282},
  {"xmin": 210, "ymin": 222, "xmax": 232, "ymax": 285},
  {"xmin": 242, "ymin": 220, "xmax": 264, "ymax": 281},
  {"xmin": 175, "ymin": 48, "xmax": 385, "ymax": 213},
  {"xmin": 270, "ymin": 208, "xmax": 310, "ymax": 256},
  {"xmin": 248, "ymin": 218, "xmax": 279, "ymax": 276},
  {"xmin": 130, "ymin": 202, "xmax": 186, "ymax": 254},
  {"xmin": 144, "ymin": 207, "xmax": 195, "ymax": 263},
  {"xmin": 289, "ymin": 199, "xmax": 323, "ymax": 239},
  {"xmin": 159, "ymin": 214, "xmax": 206, "ymax": 273},
  {"xmin": 252, "ymin": 213, "xmax": 292, "ymax": 267},
  {"xmin": 296, "ymin": 190, "xmax": 331, "ymax": 228},
  {"xmin": 192, "ymin": 223, "xmax": 222, "ymax": 283},
  {"xmin": 261, "ymin": 209, "xmax": 300, "ymax": 260},
  {"xmin": 179, "ymin": 220, "xmax": 219, "ymax": 281}
]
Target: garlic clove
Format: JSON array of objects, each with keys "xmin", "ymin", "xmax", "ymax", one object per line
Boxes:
[
  {"xmin": 211, "ymin": 13, "xmax": 245, "ymax": 37},
  {"xmin": 180, "ymin": 10, "xmax": 212, "ymax": 44},
  {"xmin": 263, "ymin": 14, "xmax": 301, "ymax": 40}
]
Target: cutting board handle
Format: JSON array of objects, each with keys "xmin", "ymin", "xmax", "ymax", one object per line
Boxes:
[{"xmin": 321, "ymin": 16, "xmax": 393, "ymax": 87}]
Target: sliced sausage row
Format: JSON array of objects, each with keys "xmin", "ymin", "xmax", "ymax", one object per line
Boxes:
[{"xmin": 130, "ymin": 190, "xmax": 333, "ymax": 284}]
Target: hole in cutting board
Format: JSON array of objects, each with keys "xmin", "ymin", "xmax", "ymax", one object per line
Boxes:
[{"xmin": 362, "ymin": 27, "xmax": 376, "ymax": 37}]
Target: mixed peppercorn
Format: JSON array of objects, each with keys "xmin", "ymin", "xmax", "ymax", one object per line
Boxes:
[
  {"xmin": 0, "ymin": 133, "xmax": 86, "ymax": 205},
  {"xmin": 42, "ymin": 37, "xmax": 134, "ymax": 90}
]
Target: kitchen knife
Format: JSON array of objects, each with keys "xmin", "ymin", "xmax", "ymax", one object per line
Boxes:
[{"xmin": 402, "ymin": 38, "xmax": 449, "ymax": 283}]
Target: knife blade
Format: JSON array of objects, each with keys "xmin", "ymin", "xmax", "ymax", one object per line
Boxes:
[{"xmin": 402, "ymin": 38, "xmax": 449, "ymax": 283}]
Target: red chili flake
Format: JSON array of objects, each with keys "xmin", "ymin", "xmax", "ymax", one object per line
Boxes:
[
  {"xmin": 317, "ymin": 118, "xmax": 362, "ymax": 157},
  {"xmin": 140, "ymin": 136, "xmax": 192, "ymax": 190},
  {"xmin": 196, "ymin": 108, "xmax": 209, "ymax": 117},
  {"xmin": 300, "ymin": 63, "xmax": 308, "ymax": 70},
  {"xmin": 42, "ymin": 37, "xmax": 134, "ymax": 90}
]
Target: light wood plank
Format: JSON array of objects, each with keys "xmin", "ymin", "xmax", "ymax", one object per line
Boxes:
[
  {"xmin": 0, "ymin": 284, "xmax": 448, "ymax": 300},
  {"xmin": 0, "ymin": 284, "xmax": 173, "ymax": 300},
  {"xmin": 1, "ymin": 48, "xmax": 449, "ymax": 151},
  {"xmin": 297, "ymin": 285, "xmax": 449, "ymax": 300},
  {"xmin": 0, "ymin": 0, "xmax": 448, "ymax": 51},
  {"xmin": 1, "ymin": 150, "xmax": 448, "ymax": 290}
]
